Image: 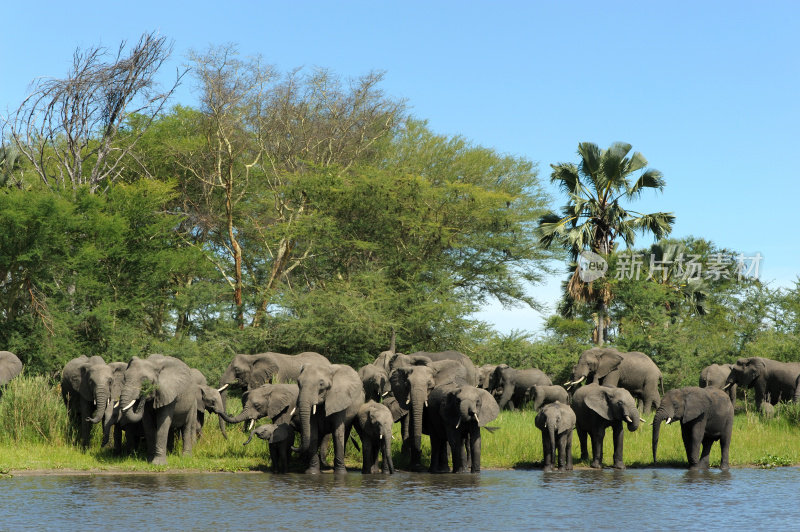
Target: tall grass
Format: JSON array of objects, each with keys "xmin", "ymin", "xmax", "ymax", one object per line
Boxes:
[{"xmin": 2, "ymin": 376, "xmax": 800, "ymax": 472}]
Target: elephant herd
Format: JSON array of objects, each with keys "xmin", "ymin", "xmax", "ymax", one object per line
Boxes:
[{"xmin": 2, "ymin": 346, "xmax": 798, "ymax": 473}]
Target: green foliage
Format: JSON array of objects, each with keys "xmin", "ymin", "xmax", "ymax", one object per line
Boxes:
[
  {"xmin": 754, "ymin": 454, "xmax": 793, "ymax": 468},
  {"xmin": 0, "ymin": 375, "xmax": 69, "ymax": 445}
]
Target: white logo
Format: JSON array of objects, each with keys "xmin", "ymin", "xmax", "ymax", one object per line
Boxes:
[{"xmin": 578, "ymin": 251, "xmax": 608, "ymax": 282}]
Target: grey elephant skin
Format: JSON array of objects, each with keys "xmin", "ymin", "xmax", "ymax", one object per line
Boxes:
[
  {"xmin": 531, "ymin": 384, "xmax": 570, "ymax": 411},
  {"xmin": 653, "ymin": 386, "xmax": 733, "ymax": 470},
  {"xmin": 119, "ymin": 354, "xmax": 198, "ymax": 465},
  {"xmin": 296, "ymin": 363, "xmax": 364, "ymax": 474},
  {"xmin": 355, "ymin": 400, "xmax": 395, "ymax": 474},
  {"xmin": 725, "ymin": 357, "xmax": 800, "ymax": 409},
  {"xmin": 571, "ymin": 383, "xmax": 641, "ymax": 469},
  {"xmin": 389, "ymin": 359, "xmax": 469, "ymax": 471},
  {"xmin": 61, "ymin": 355, "xmax": 113, "ymax": 448},
  {"xmin": 102, "ymin": 361, "xmax": 144, "ymax": 454},
  {"xmin": 426, "ymin": 383, "xmax": 499, "ymax": 473},
  {"xmin": 699, "ymin": 363, "xmax": 736, "ymax": 404},
  {"xmin": 477, "ymin": 364, "xmax": 498, "ymax": 390},
  {"xmin": 190, "ymin": 368, "xmax": 227, "ymax": 440},
  {"xmin": 568, "ymin": 347, "xmax": 662, "ymax": 415},
  {"xmin": 220, "ymin": 351, "xmax": 330, "ymax": 391},
  {"xmin": 489, "ymin": 364, "xmax": 552, "ymax": 410},
  {"xmin": 359, "ymin": 364, "xmax": 391, "ymax": 403},
  {"xmin": 535, "ymin": 401, "xmax": 575, "ymax": 471},
  {"xmin": 0, "ymin": 351, "xmax": 23, "ymax": 394},
  {"xmin": 244, "ymin": 423, "xmax": 295, "ymax": 473},
  {"xmin": 219, "ymin": 383, "xmax": 299, "ymax": 430}
]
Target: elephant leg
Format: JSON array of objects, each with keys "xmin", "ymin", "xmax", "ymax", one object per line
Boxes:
[
  {"xmin": 698, "ymin": 437, "xmax": 714, "ymax": 470},
  {"xmin": 719, "ymin": 424, "xmax": 732, "ymax": 470},
  {"xmin": 556, "ymin": 432, "xmax": 568, "ymax": 471},
  {"xmin": 382, "ymin": 435, "xmax": 394, "ymax": 474},
  {"xmin": 151, "ymin": 408, "xmax": 173, "ymax": 465},
  {"xmin": 182, "ymin": 409, "xmax": 197, "ymax": 456},
  {"xmin": 400, "ymin": 415, "xmax": 410, "ymax": 455},
  {"xmin": 332, "ymin": 419, "xmax": 347, "ymax": 474},
  {"xmin": 79, "ymin": 401, "xmax": 92, "ymax": 448},
  {"xmin": 318, "ymin": 433, "xmax": 332, "ymax": 470},
  {"xmin": 447, "ymin": 429, "xmax": 466, "ymax": 473},
  {"xmin": 611, "ymin": 421, "xmax": 625, "ymax": 470},
  {"xmin": 564, "ymin": 431, "xmax": 574, "ymax": 471},
  {"xmin": 577, "ymin": 426, "xmax": 589, "ymax": 462},
  {"xmin": 361, "ymin": 438, "xmax": 373, "ymax": 474},
  {"xmin": 541, "ymin": 430, "xmax": 553, "ymax": 472},
  {"xmin": 681, "ymin": 423, "xmax": 702, "ymax": 469},
  {"xmin": 590, "ymin": 427, "xmax": 605, "ymax": 468}
]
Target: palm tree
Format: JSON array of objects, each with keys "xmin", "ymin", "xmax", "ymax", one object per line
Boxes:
[{"xmin": 538, "ymin": 142, "xmax": 675, "ymax": 344}]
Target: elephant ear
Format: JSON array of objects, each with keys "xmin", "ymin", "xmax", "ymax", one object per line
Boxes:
[
  {"xmin": 0, "ymin": 352, "xmax": 22, "ymax": 385},
  {"xmin": 584, "ymin": 388, "xmax": 613, "ymax": 420},
  {"xmin": 326, "ymin": 365, "xmax": 363, "ymax": 415},
  {"xmin": 270, "ymin": 423, "xmax": 294, "ymax": 444},
  {"xmin": 476, "ymin": 388, "xmax": 500, "ymax": 426},
  {"xmin": 267, "ymin": 385, "xmax": 299, "ymax": 420},
  {"xmin": 595, "ymin": 350, "xmax": 623, "ymax": 380},
  {"xmin": 154, "ymin": 357, "xmax": 192, "ymax": 409},
  {"xmin": 251, "ymin": 355, "xmax": 280, "ymax": 387},
  {"xmin": 683, "ymin": 389, "xmax": 710, "ymax": 423},
  {"xmin": 389, "ymin": 368, "xmax": 410, "ymax": 408}
]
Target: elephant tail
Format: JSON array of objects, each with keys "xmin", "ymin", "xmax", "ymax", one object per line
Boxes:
[
  {"xmin": 660, "ymin": 375, "xmax": 664, "ymax": 396},
  {"xmin": 349, "ymin": 433, "xmax": 361, "ymax": 452},
  {"xmin": 482, "ymin": 425, "xmax": 500, "ymax": 434}
]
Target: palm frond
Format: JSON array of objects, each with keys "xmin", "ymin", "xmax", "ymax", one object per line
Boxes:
[{"xmin": 627, "ymin": 168, "xmax": 665, "ymax": 198}]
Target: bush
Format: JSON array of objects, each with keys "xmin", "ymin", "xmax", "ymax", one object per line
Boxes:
[{"xmin": 0, "ymin": 375, "xmax": 69, "ymax": 445}]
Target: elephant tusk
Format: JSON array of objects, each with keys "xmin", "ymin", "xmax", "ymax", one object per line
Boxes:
[
  {"xmin": 121, "ymin": 400, "xmax": 136, "ymax": 412},
  {"xmin": 722, "ymin": 383, "xmax": 732, "ymax": 390},
  {"xmin": 93, "ymin": 400, "xmax": 97, "ymax": 407},
  {"xmin": 544, "ymin": 422, "xmax": 548, "ymax": 429},
  {"xmin": 218, "ymin": 384, "xmax": 229, "ymax": 392},
  {"xmin": 391, "ymin": 435, "xmax": 394, "ymax": 440},
  {"xmin": 474, "ymin": 414, "xmax": 480, "ymax": 425},
  {"xmin": 456, "ymin": 419, "xmax": 460, "ymax": 430},
  {"xmin": 624, "ymin": 415, "xmax": 633, "ymax": 423},
  {"xmin": 313, "ymin": 404, "xmax": 317, "ymax": 415},
  {"xmin": 666, "ymin": 417, "xmax": 672, "ymax": 424},
  {"xmin": 406, "ymin": 397, "xmax": 410, "ymax": 405},
  {"xmin": 248, "ymin": 419, "xmax": 255, "ymax": 431},
  {"xmin": 424, "ymin": 400, "xmax": 428, "ymax": 408},
  {"xmin": 290, "ymin": 407, "xmax": 296, "ymax": 417},
  {"xmin": 113, "ymin": 401, "xmax": 119, "ymax": 409},
  {"xmin": 380, "ymin": 434, "xmax": 383, "ymax": 440},
  {"xmin": 382, "ymin": 391, "xmax": 389, "ymax": 397}
]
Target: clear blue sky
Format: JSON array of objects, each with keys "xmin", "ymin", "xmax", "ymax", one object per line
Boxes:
[{"xmin": 3, "ymin": 1, "xmax": 798, "ymax": 334}]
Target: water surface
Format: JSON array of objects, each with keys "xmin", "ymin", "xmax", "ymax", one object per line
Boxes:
[{"xmin": 2, "ymin": 468, "xmax": 797, "ymax": 530}]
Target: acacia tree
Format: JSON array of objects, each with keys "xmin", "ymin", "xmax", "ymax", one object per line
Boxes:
[
  {"xmin": 9, "ymin": 31, "xmax": 182, "ymax": 194},
  {"xmin": 538, "ymin": 142, "xmax": 675, "ymax": 344}
]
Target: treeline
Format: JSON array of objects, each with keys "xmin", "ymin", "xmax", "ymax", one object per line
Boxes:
[
  {"xmin": 2, "ymin": 34, "xmax": 799, "ymax": 390},
  {"xmin": 0, "ymin": 37, "xmax": 554, "ymax": 378}
]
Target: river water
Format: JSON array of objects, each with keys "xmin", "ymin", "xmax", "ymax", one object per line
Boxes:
[{"xmin": 2, "ymin": 468, "xmax": 798, "ymax": 530}]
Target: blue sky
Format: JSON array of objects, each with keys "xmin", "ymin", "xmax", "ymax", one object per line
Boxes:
[{"xmin": 3, "ymin": 1, "xmax": 798, "ymax": 334}]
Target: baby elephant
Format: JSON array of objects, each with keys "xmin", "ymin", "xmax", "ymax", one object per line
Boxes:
[
  {"xmin": 534, "ymin": 402, "xmax": 575, "ymax": 471},
  {"xmin": 244, "ymin": 423, "xmax": 295, "ymax": 473},
  {"xmin": 355, "ymin": 401, "xmax": 395, "ymax": 474},
  {"xmin": 531, "ymin": 385, "xmax": 570, "ymax": 411}
]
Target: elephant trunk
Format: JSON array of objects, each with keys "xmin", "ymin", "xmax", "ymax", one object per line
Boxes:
[
  {"xmin": 218, "ymin": 406, "xmax": 254, "ymax": 424},
  {"xmin": 652, "ymin": 409, "xmax": 669, "ymax": 462},
  {"xmin": 498, "ymin": 383, "xmax": 513, "ymax": 410},
  {"xmin": 87, "ymin": 386, "xmax": 109, "ymax": 424},
  {"xmin": 383, "ymin": 426, "xmax": 394, "ymax": 474},
  {"xmin": 548, "ymin": 421, "xmax": 557, "ymax": 461},
  {"xmin": 410, "ymin": 388, "xmax": 427, "ymax": 453},
  {"xmin": 299, "ymin": 401, "xmax": 313, "ymax": 453}
]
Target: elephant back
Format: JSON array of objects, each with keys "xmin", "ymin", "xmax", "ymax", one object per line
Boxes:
[{"xmin": 0, "ymin": 351, "xmax": 23, "ymax": 386}]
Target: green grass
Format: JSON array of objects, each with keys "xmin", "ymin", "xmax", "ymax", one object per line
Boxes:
[{"xmin": 3, "ymin": 376, "xmax": 800, "ymax": 473}]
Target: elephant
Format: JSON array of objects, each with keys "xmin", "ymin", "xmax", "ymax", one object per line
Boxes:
[
  {"xmin": 477, "ymin": 364, "xmax": 498, "ymax": 390},
  {"xmin": 354, "ymin": 400, "xmax": 395, "ymax": 474},
  {"xmin": 61, "ymin": 355, "xmax": 114, "ymax": 448},
  {"xmin": 219, "ymin": 351, "xmax": 330, "ymax": 391},
  {"xmin": 566, "ymin": 347, "xmax": 662, "ymax": 415},
  {"xmin": 389, "ymin": 359, "xmax": 470, "ymax": 470},
  {"xmin": 243, "ymin": 423, "xmax": 296, "ymax": 473},
  {"xmin": 218, "ymin": 383, "xmax": 299, "ymax": 431},
  {"xmin": 296, "ymin": 363, "xmax": 364, "ymax": 474},
  {"xmin": 118, "ymin": 354, "xmax": 198, "ymax": 465},
  {"xmin": 101, "ymin": 361, "xmax": 147, "ymax": 455},
  {"xmin": 408, "ymin": 351, "xmax": 479, "ymax": 386},
  {"xmin": 699, "ymin": 363, "xmax": 737, "ymax": 404},
  {"xmin": 426, "ymin": 383, "xmax": 499, "ymax": 473},
  {"xmin": 571, "ymin": 383, "xmax": 642, "ymax": 469},
  {"xmin": 652, "ymin": 387, "xmax": 733, "ymax": 470},
  {"xmin": 358, "ymin": 364, "xmax": 391, "ymax": 403},
  {"xmin": 725, "ymin": 357, "xmax": 800, "ymax": 410},
  {"xmin": 531, "ymin": 384, "xmax": 570, "ymax": 411},
  {"xmin": 488, "ymin": 364, "xmax": 552, "ymax": 410},
  {"xmin": 534, "ymin": 401, "xmax": 575, "ymax": 471},
  {"xmin": 190, "ymin": 368, "xmax": 227, "ymax": 440},
  {"xmin": 0, "ymin": 351, "xmax": 23, "ymax": 395}
]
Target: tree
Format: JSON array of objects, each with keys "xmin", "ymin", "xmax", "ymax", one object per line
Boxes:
[
  {"xmin": 538, "ymin": 142, "xmax": 675, "ymax": 344},
  {"xmin": 8, "ymin": 31, "xmax": 182, "ymax": 193}
]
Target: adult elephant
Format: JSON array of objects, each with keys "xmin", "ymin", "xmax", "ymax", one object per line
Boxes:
[
  {"xmin": 296, "ymin": 363, "xmax": 364, "ymax": 474},
  {"xmin": 61, "ymin": 355, "xmax": 113, "ymax": 448},
  {"xmin": 218, "ymin": 383, "xmax": 299, "ymax": 431},
  {"xmin": 426, "ymin": 383, "xmax": 499, "ymax": 473},
  {"xmin": 566, "ymin": 347, "xmax": 662, "ymax": 415},
  {"xmin": 571, "ymin": 383, "xmax": 642, "ymax": 469},
  {"xmin": 409, "ymin": 351, "xmax": 478, "ymax": 386},
  {"xmin": 358, "ymin": 364, "xmax": 391, "ymax": 403},
  {"xmin": 699, "ymin": 363, "xmax": 736, "ymax": 404},
  {"xmin": 0, "ymin": 351, "xmax": 23, "ymax": 395},
  {"xmin": 652, "ymin": 387, "xmax": 733, "ymax": 470},
  {"xmin": 219, "ymin": 351, "xmax": 330, "ymax": 391},
  {"xmin": 725, "ymin": 357, "xmax": 800, "ymax": 409},
  {"xmin": 118, "ymin": 354, "xmax": 198, "ymax": 465},
  {"xmin": 102, "ymin": 361, "xmax": 130, "ymax": 452},
  {"xmin": 489, "ymin": 364, "xmax": 552, "ymax": 410},
  {"xmin": 389, "ymin": 359, "xmax": 468, "ymax": 471}
]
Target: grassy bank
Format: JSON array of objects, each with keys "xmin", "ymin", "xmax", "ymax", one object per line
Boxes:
[{"xmin": 2, "ymin": 376, "xmax": 799, "ymax": 473}]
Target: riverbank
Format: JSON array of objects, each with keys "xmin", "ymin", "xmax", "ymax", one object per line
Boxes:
[{"xmin": 2, "ymin": 407, "xmax": 799, "ymax": 475}]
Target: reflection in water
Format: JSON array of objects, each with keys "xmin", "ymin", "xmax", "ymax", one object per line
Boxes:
[{"xmin": 1, "ymin": 468, "xmax": 799, "ymax": 530}]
